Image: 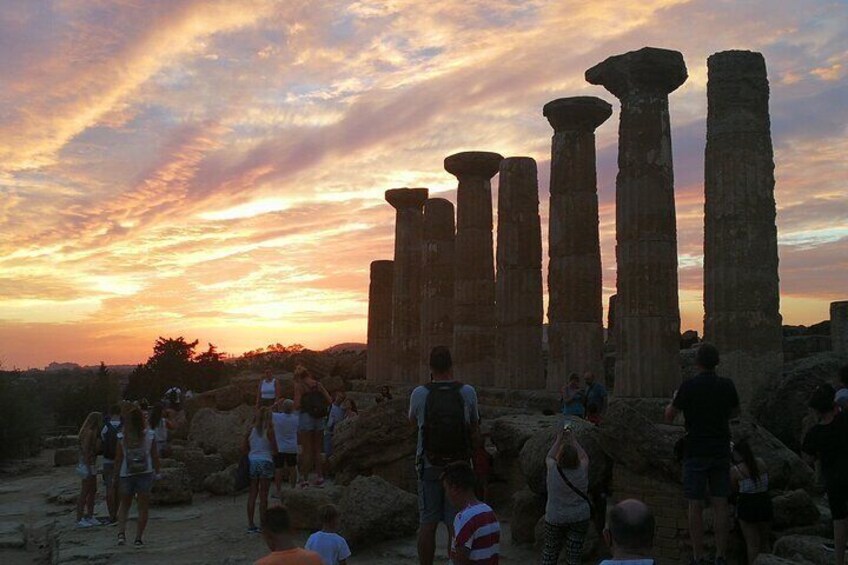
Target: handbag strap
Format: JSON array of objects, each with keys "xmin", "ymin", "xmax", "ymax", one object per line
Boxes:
[{"xmin": 556, "ymin": 464, "xmax": 593, "ymax": 512}]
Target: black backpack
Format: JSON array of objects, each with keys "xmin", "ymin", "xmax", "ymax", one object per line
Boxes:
[
  {"xmin": 423, "ymin": 382, "xmax": 471, "ymax": 467},
  {"xmin": 301, "ymin": 385, "xmax": 328, "ymax": 419},
  {"xmin": 102, "ymin": 421, "xmax": 120, "ymax": 461}
]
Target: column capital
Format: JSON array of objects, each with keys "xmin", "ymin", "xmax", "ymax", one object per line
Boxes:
[
  {"xmin": 707, "ymin": 50, "xmax": 766, "ymax": 79},
  {"xmin": 585, "ymin": 46, "xmax": 687, "ymax": 99},
  {"xmin": 444, "ymin": 151, "xmax": 503, "ymax": 179},
  {"xmin": 543, "ymin": 96, "xmax": 612, "ymax": 132},
  {"xmin": 385, "ymin": 187, "xmax": 429, "ymax": 210},
  {"xmin": 370, "ymin": 259, "xmax": 394, "ymax": 275}
]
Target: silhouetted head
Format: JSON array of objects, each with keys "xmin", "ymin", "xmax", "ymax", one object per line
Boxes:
[
  {"xmin": 429, "ymin": 346, "xmax": 453, "ymax": 378},
  {"xmin": 558, "ymin": 443, "xmax": 580, "ymax": 470},
  {"xmin": 584, "ymin": 371, "xmax": 596, "ymax": 385},
  {"xmin": 441, "ymin": 461, "xmax": 477, "ymax": 508},
  {"xmin": 839, "ymin": 364, "xmax": 848, "ymax": 387},
  {"xmin": 319, "ymin": 504, "xmax": 339, "ymax": 530},
  {"xmin": 262, "ymin": 506, "xmax": 293, "ymax": 551},
  {"xmin": 695, "ymin": 343, "xmax": 720, "ymax": 371},
  {"xmin": 605, "ymin": 499, "xmax": 655, "ymax": 557}
]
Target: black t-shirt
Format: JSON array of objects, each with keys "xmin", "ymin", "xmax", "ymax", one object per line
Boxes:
[
  {"xmin": 672, "ymin": 371, "xmax": 740, "ymax": 458},
  {"xmin": 802, "ymin": 411, "xmax": 848, "ymax": 486}
]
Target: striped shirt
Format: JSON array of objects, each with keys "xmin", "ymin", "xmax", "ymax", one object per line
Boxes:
[{"xmin": 451, "ymin": 502, "xmax": 500, "ymax": 564}]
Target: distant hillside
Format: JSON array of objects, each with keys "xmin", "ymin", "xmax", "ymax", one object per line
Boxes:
[{"xmin": 323, "ymin": 342, "xmax": 366, "ymax": 354}]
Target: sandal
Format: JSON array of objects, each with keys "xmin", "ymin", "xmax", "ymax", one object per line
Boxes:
[{"xmin": 117, "ymin": 533, "xmax": 126, "ymax": 546}]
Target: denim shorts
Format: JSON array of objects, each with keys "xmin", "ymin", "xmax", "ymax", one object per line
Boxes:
[
  {"xmin": 120, "ymin": 473, "xmax": 154, "ymax": 497},
  {"xmin": 417, "ymin": 465, "xmax": 456, "ymax": 525},
  {"xmin": 249, "ymin": 459, "xmax": 274, "ymax": 480},
  {"xmin": 683, "ymin": 455, "xmax": 731, "ymax": 500},
  {"xmin": 299, "ymin": 412, "xmax": 325, "ymax": 432}
]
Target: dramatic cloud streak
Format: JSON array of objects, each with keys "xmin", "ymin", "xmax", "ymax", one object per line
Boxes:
[{"xmin": 1, "ymin": 0, "xmax": 845, "ymax": 368}]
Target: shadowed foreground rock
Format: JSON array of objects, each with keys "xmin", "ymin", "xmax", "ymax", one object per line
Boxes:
[
  {"xmin": 330, "ymin": 398, "xmax": 417, "ymax": 489},
  {"xmin": 339, "ymin": 475, "xmax": 418, "ymax": 548}
]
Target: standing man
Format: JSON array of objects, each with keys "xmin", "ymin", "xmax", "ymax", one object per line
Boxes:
[
  {"xmin": 561, "ymin": 373, "xmax": 586, "ymax": 418},
  {"xmin": 409, "ymin": 346, "xmax": 479, "ymax": 565},
  {"xmin": 584, "ymin": 370, "xmax": 608, "ymax": 422},
  {"xmin": 664, "ymin": 343, "xmax": 739, "ymax": 565}
]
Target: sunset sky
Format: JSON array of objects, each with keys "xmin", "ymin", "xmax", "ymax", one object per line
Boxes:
[{"xmin": 1, "ymin": 0, "xmax": 846, "ymax": 369}]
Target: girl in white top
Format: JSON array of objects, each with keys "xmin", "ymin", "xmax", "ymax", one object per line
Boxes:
[
  {"xmin": 272, "ymin": 398, "xmax": 300, "ymax": 496},
  {"xmin": 76, "ymin": 411, "xmax": 102, "ymax": 528},
  {"xmin": 148, "ymin": 403, "xmax": 173, "ymax": 458},
  {"xmin": 256, "ymin": 369, "xmax": 281, "ymax": 408},
  {"xmin": 243, "ymin": 407, "xmax": 278, "ymax": 533},
  {"xmin": 113, "ymin": 405, "xmax": 160, "ymax": 547}
]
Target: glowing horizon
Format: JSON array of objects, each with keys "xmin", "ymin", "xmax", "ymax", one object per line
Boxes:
[{"xmin": 1, "ymin": 1, "xmax": 846, "ymax": 369}]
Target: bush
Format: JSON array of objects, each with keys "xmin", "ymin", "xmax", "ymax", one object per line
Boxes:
[{"xmin": 0, "ymin": 375, "xmax": 43, "ymax": 462}]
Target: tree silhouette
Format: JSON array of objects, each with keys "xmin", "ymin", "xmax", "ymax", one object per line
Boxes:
[{"xmin": 124, "ymin": 337, "xmax": 229, "ymax": 400}]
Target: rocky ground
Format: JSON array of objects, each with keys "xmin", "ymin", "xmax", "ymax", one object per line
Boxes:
[{"xmin": 0, "ymin": 451, "xmax": 539, "ymax": 565}]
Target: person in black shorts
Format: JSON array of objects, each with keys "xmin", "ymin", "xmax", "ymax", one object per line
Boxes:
[
  {"xmin": 665, "ymin": 343, "xmax": 740, "ymax": 565},
  {"xmin": 730, "ymin": 439, "xmax": 773, "ymax": 562},
  {"xmin": 802, "ymin": 383, "xmax": 848, "ymax": 565}
]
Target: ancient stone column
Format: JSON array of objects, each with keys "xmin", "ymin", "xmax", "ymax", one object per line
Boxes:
[
  {"xmin": 420, "ymin": 198, "xmax": 455, "ymax": 383},
  {"xmin": 704, "ymin": 50, "xmax": 783, "ymax": 404},
  {"xmin": 543, "ymin": 97, "xmax": 612, "ymax": 391},
  {"xmin": 586, "ymin": 47, "xmax": 687, "ymax": 397},
  {"xmin": 366, "ymin": 260, "xmax": 394, "ymax": 383},
  {"xmin": 386, "ymin": 188, "xmax": 429, "ymax": 384},
  {"xmin": 446, "ymin": 151, "xmax": 503, "ymax": 386},
  {"xmin": 832, "ymin": 301, "xmax": 848, "ymax": 358},
  {"xmin": 495, "ymin": 157, "xmax": 544, "ymax": 389},
  {"xmin": 606, "ymin": 294, "xmax": 618, "ymax": 349}
]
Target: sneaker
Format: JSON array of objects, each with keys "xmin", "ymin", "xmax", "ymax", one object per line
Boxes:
[
  {"xmin": 84, "ymin": 517, "xmax": 101, "ymax": 527},
  {"xmin": 117, "ymin": 533, "xmax": 126, "ymax": 546},
  {"xmin": 76, "ymin": 519, "xmax": 94, "ymax": 529},
  {"xmin": 134, "ymin": 539, "xmax": 143, "ymax": 548},
  {"xmin": 313, "ymin": 477, "xmax": 325, "ymax": 488},
  {"xmin": 247, "ymin": 526, "xmax": 261, "ymax": 534},
  {"xmin": 298, "ymin": 481, "xmax": 309, "ymax": 489}
]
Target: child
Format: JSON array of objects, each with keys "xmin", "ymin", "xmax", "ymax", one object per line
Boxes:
[
  {"xmin": 255, "ymin": 506, "xmax": 322, "ymax": 565},
  {"xmin": 442, "ymin": 461, "xmax": 501, "ymax": 565},
  {"xmin": 272, "ymin": 399, "xmax": 299, "ymax": 497},
  {"xmin": 305, "ymin": 504, "xmax": 352, "ymax": 565}
]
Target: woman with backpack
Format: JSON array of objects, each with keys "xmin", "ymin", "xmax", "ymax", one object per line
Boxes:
[
  {"xmin": 541, "ymin": 425, "xmax": 591, "ymax": 565},
  {"xmin": 76, "ymin": 411, "xmax": 102, "ymax": 528},
  {"xmin": 243, "ymin": 406, "xmax": 278, "ymax": 533},
  {"xmin": 293, "ymin": 365, "xmax": 332, "ymax": 488},
  {"xmin": 730, "ymin": 439, "xmax": 773, "ymax": 563},
  {"xmin": 113, "ymin": 404, "xmax": 160, "ymax": 547}
]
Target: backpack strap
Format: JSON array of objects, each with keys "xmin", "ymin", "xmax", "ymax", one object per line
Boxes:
[{"xmin": 556, "ymin": 465, "xmax": 593, "ymax": 515}]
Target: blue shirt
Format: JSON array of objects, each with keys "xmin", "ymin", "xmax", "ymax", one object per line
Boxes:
[{"xmin": 585, "ymin": 382, "xmax": 608, "ymax": 410}]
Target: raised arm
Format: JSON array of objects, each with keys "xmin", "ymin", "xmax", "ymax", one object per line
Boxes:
[{"xmin": 546, "ymin": 428, "xmax": 564, "ymax": 462}]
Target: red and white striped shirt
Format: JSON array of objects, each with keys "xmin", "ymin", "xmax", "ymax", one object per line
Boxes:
[{"xmin": 451, "ymin": 501, "xmax": 500, "ymax": 564}]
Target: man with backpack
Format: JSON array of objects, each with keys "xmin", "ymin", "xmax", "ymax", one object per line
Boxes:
[
  {"xmin": 409, "ymin": 346, "xmax": 479, "ymax": 565},
  {"xmin": 100, "ymin": 404, "xmax": 123, "ymax": 525}
]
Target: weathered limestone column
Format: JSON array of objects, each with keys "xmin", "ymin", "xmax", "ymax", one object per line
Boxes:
[
  {"xmin": 832, "ymin": 301, "xmax": 848, "ymax": 357},
  {"xmin": 420, "ymin": 198, "xmax": 455, "ymax": 383},
  {"xmin": 704, "ymin": 50, "xmax": 783, "ymax": 403},
  {"xmin": 543, "ymin": 97, "xmax": 612, "ymax": 391},
  {"xmin": 366, "ymin": 260, "xmax": 394, "ymax": 382},
  {"xmin": 386, "ymin": 188, "xmax": 429, "ymax": 384},
  {"xmin": 495, "ymin": 157, "xmax": 544, "ymax": 389},
  {"xmin": 446, "ymin": 151, "xmax": 503, "ymax": 386},
  {"xmin": 586, "ymin": 47, "xmax": 687, "ymax": 397},
  {"xmin": 606, "ymin": 294, "xmax": 618, "ymax": 349}
]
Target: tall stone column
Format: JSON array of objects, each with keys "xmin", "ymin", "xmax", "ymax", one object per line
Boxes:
[
  {"xmin": 543, "ymin": 97, "xmax": 612, "ymax": 391},
  {"xmin": 420, "ymin": 198, "xmax": 455, "ymax": 383},
  {"xmin": 495, "ymin": 157, "xmax": 544, "ymax": 389},
  {"xmin": 366, "ymin": 260, "xmax": 394, "ymax": 382},
  {"xmin": 446, "ymin": 151, "xmax": 503, "ymax": 386},
  {"xmin": 832, "ymin": 301, "xmax": 848, "ymax": 358},
  {"xmin": 704, "ymin": 50, "xmax": 783, "ymax": 404},
  {"xmin": 586, "ymin": 47, "xmax": 687, "ymax": 397},
  {"xmin": 386, "ymin": 188, "xmax": 429, "ymax": 384}
]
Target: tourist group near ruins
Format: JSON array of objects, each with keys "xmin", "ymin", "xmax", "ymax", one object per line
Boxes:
[{"xmin": 366, "ymin": 45, "xmax": 848, "ymax": 401}]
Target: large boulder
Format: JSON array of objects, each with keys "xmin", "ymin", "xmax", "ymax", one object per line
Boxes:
[
  {"xmin": 511, "ymin": 489, "xmax": 546, "ymax": 545},
  {"xmin": 771, "ymin": 489, "xmax": 820, "ymax": 531},
  {"xmin": 188, "ymin": 406, "xmax": 253, "ymax": 464},
  {"xmin": 169, "ymin": 446, "xmax": 226, "ymax": 491},
  {"xmin": 752, "ymin": 353, "xmax": 842, "ymax": 450},
  {"xmin": 330, "ymin": 399, "xmax": 417, "ymax": 488},
  {"xmin": 595, "ymin": 400, "xmax": 682, "ymax": 483},
  {"xmin": 519, "ymin": 416, "xmax": 610, "ymax": 495},
  {"xmin": 731, "ymin": 418, "xmax": 815, "ymax": 491},
  {"xmin": 490, "ymin": 414, "xmax": 559, "ymax": 457},
  {"xmin": 753, "ymin": 554, "xmax": 815, "ymax": 565},
  {"xmin": 773, "ymin": 534, "xmax": 832, "ymax": 565},
  {"xmin": 339, "ymin": 475, "xmax": 418, "ymax": 548},
  {"xmin": 280, "ymin": 486, "xmax": 344, "ymax": 531},
  {"xmin": 203, "ymin": 464, "xmax": 238, "ymax": 495},
  {"xmin": 151, "ymin": 461, "xmax": 193, "ymax": 505}
]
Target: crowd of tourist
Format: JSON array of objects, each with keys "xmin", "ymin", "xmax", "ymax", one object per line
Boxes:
[{"xmin": 67, "ymin": 345, "xmax": 848, "ymax": 565}]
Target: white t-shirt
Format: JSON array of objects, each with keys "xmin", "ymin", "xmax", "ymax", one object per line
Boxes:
[
  {"xmin": 118, "ymin": 430, "xmax": 156, "ymax": 477},
  {"xmin": 305, "ymin": 531, "xmax": 351, "ymax": 565},
  {"xmin": 545, "ymin": 457, "xmax": 590, "ymax": 524},
  {"xmin": 272, "ymin": 412, "xmax": 299, "ymax": 454}
]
